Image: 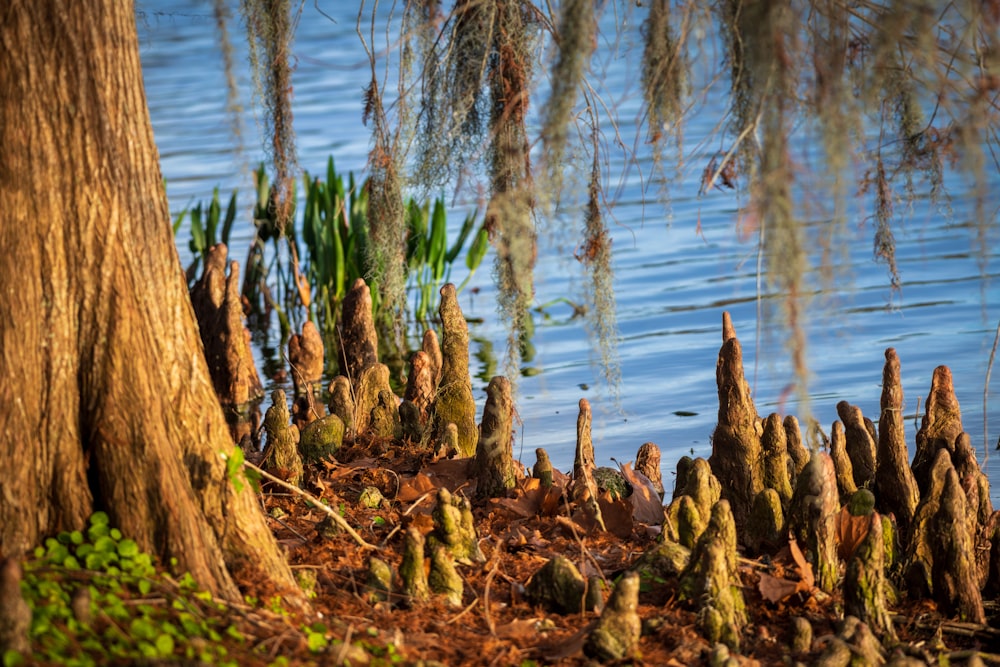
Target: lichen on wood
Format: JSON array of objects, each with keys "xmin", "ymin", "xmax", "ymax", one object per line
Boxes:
[
  {"xmin": 745, "ymin": 488, "xmax": 785, "ymax": 555},
  {"xmin": 524, "ymin": 555, "xmax": 592, "ymax": 614},
  {"xmin": 353, "ymin": 364, "xmax": 394, "ymax": 437},
  {"xmin": 298, "ymin": 413, "xmax": 344, "ymax": 463},
  {"xmin": 475, "ymin": 376, "xmax": 520, "ymax": 499},
  {"xmin": 532, "ymin": 448, "xmax": 553, "ymax": 487},
  {"xmin": 369, "ymin": 389, "xmax": 401, "ymax": 441},
  {"xmin": 671, "ymin": 495, "xmax": 706, "ymax": 549},
  {"xmin": 428, "ymin": 545, "xmax": 463, "ymax": 608}
]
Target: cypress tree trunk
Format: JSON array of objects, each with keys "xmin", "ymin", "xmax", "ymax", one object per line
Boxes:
[{"xmin": 0, "ymin": 0, "xmax": 297, "ymax": 601}]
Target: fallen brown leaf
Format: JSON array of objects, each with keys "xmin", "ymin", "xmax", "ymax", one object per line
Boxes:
[
  {"xmin": 619, "ymin": 462, "xmax": 665, "ymax": 525},
  {"xmin": 835, "ymin": 506, "xmax": 872, "ymax": 562}
]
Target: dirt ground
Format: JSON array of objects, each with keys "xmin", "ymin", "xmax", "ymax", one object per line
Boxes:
[{"xmin": 223, "ymin": 437, "xmax": 1000, "ymax": 667}]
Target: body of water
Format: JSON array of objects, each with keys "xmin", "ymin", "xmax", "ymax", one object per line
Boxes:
[{"xmin": 137, "ymin": 2, "xmax": 999, "ymax": 498}]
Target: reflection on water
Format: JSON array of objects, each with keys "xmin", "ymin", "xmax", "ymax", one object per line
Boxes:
[{"xmin": 139, "ymin": 2, "xmax": 1000, "ymax": 499}]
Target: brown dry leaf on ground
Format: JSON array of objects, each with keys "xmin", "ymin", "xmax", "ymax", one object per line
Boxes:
[
  {"xmin": 758, "ymin": 537, "xmax": 816, "ymax": 603},
  {"xmin": 835, "ymin": 505, "xmax": 872, "ymax": 561},
  {"xmin": 495, "ymin": 477, "xmax": 565, "ymax": 518},
  {"xmin": 619, "ymin": 462, "xmax": 666, "ymax": 525}
]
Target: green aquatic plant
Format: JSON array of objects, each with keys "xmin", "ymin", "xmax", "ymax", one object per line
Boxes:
[{"xmin": 173, "ymin": 187, "xmax": 238, "ymax": 285}]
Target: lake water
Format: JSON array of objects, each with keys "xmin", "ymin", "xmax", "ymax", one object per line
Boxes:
[{"xmin": 137, "ymin": 2, "xmax": 999, "ymax": 498}]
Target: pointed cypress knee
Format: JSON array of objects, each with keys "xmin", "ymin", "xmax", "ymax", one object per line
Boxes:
[
  {"xmin": 875, "ymin": 348, "xmax": 919, "ymax": 536},
  {"xmin": 836, "ymin": 401, "xmax": 876, "ymax": 490},
  {"xmin": 844, "ymin": 512, "xmax": 895, "ymax": 639},
  {"xmin": 745, "ymin": 488, "xmax": 785, "ymax": 556},
  {"xmin": 338, "ymin": 278, "xmax": 379, "ymax": 388},
  {"xmin": 427, "ymin": 284, "xmax": 478, "ymax": 457},
  {"xmin": 476, "ymin": 376, "xmax": 520, "ymax": 498},
  {"xmin": 912, "ymin": 365, "xmax": 964, "ymax": 493},
  {"xmin": 190, "ymin": 246, "xmax": 263, "ymax": 441},
  {"xmin": 789, "ymin": 452, "xmax": 839, "ymax": 593},
  {"xmin": 572, "ymin": 398, "xmax": 599, "ymax": 503},
  {"xmin": 709, "ymin": 312, "xmax": 763, "ymax": 533},
  {"xmin": 932, "ymin": 464, "xmax": 985, "ymax": 623},
  {"xmin": 829, "ymin": 421, "xmax": 857, "ymax": 503}
]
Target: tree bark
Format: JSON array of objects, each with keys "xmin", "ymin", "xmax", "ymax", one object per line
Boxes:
[{"xmin": 0, "ymin": 0, "xmax": 297, "ymax": 601}]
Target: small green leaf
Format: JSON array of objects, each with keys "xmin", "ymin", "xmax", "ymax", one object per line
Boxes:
[
  {"xmin": 117, "ymin": 538, "xmax": 138, "ymax": 558},
  {"xmin": 155, "ymin": 633, "xmax": 175, "ymax": 657}
]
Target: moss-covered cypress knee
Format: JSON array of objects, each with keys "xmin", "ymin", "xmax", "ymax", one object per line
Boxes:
[
  {"xmin": 262, "ymin": 389, "xmax": 303, "ymax": 486},
  {"xmin": 533, "ymin": 448, "xmax": 553, "ymax": 487},
  {"xmin": 427, "ymin": 284, "xmax": 478, "ymax": 457},
  {"xmin": 789, "ymin": 451, "xmax": 839, "ymax": 593},
  {"xmin": 298, "ymin": 413, "xmax": 344, "ymax": 463},
  {"xmin": 428, "ymin": 545, "xmax": 463, "ymax": 608},
  {"xmin": 327, "ymin": 375, "xmax": 355, "ymax": 436},
  {"xmin": 844, "ymin": 512, "xmax": 895, "ymax": 639},
  {"xmin": 679, "ymin": 500, "xmax": 746, "ymax": 650},
  {"xmin": 400, "ymin": 527, "xmax": 429, "ymax": 605},
  {"xmin": 430, "ymin": 487, "xmax": 485, "ymax": 564},
  {"xmin": 584, "ymin": 572, "xmax": 641, "ymax": 662}
]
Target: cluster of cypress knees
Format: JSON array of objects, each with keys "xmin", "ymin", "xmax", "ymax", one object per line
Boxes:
[{"xmin": 191, "ymin": 243, "xmax": 995, "ymax": 662}]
